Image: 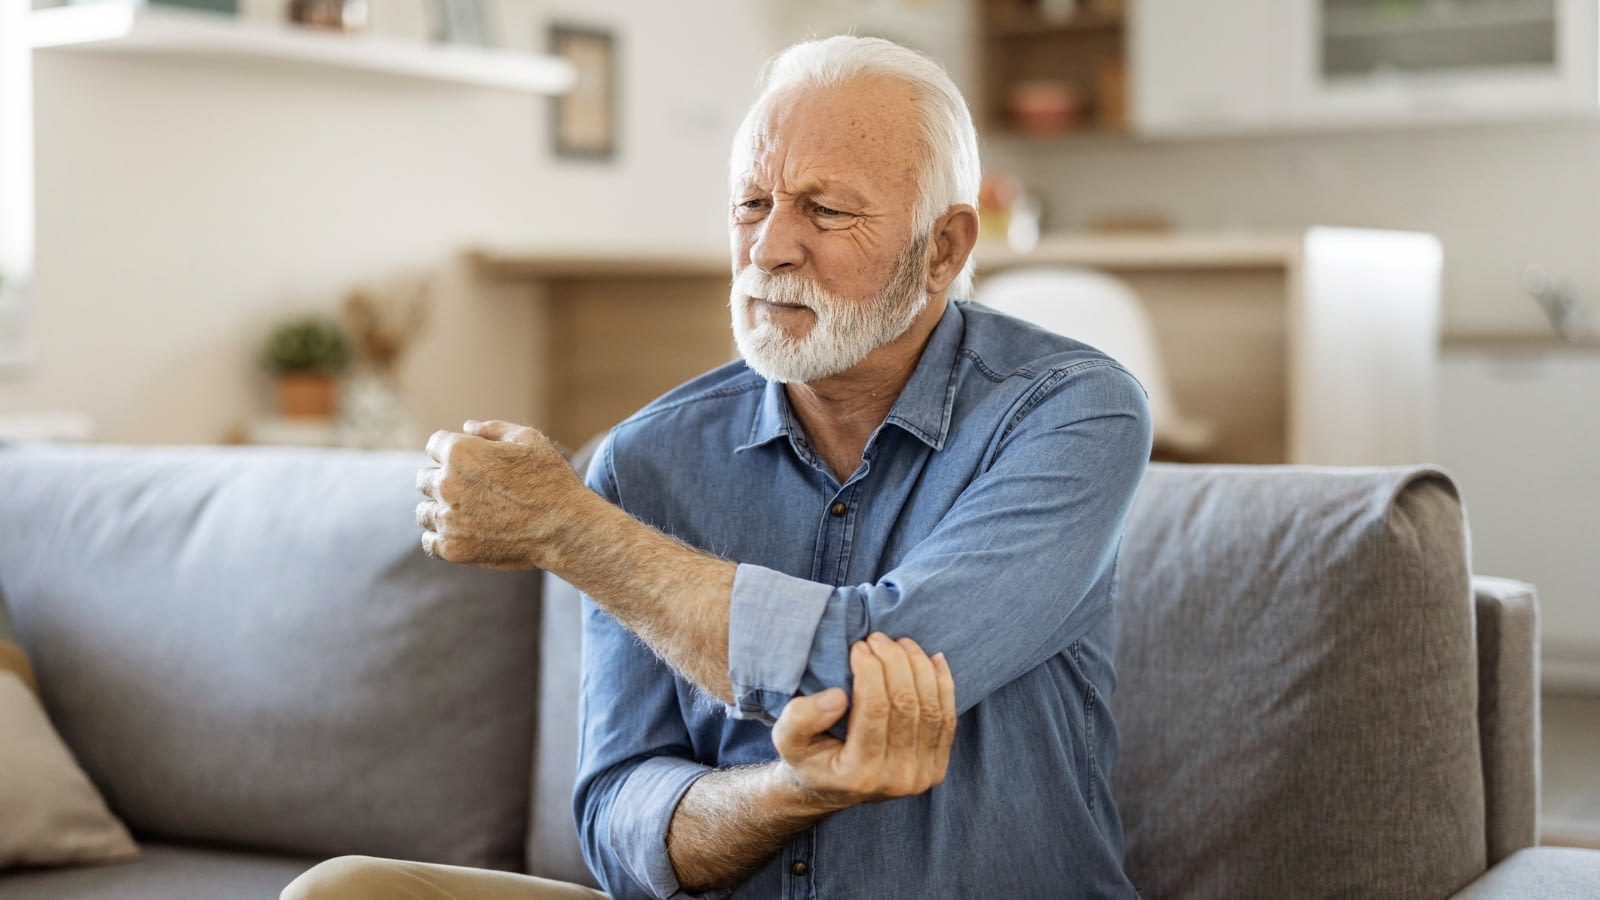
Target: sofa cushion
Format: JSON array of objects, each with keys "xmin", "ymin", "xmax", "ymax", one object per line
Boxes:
[
  {"xmin": 0, "ymin": 445, "xmax": 542, "ymax": 870},
  {"xmin": 1113, "ymin": 464, "xmax": 1485, "ymax": 899},
  {"xmin": 0, "ymin": 841, "xmax": 317, "ymax": 900},
  {"xmin": 0, "ymin": 671, "xmax": 141, "ymax": 871},
  {"xmin": 0, "ymin": 588, "xmax": 138, "ymax": 871}
]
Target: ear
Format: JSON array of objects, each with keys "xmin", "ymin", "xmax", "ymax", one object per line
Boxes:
[{"xmin": 924, "ymin": 204, "xmax": 979, "ymax": 299}]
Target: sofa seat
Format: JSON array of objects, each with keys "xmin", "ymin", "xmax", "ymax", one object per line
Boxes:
[
  {"xmin": 1453, "ymin": 847, "xmax": 1600, "ymax": 899},
  {"xmin": 1, "ymin": 843, "xmax": 317, "ymax": 899}
]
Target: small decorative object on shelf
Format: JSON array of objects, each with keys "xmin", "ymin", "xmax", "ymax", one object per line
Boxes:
[
  {"xmin": 287, "ymin": 0, "xmax": 367, "ymax": 33},
  {"xmin": 1006, "ymin": 78, "xmax": 1085, "ymax": 135},
  {"xmin": 262, "ymin": 315, "xmax": 350, "ymax": 419},
  {"xmin": 337, "ymin": 275, "xmax": 430, "ymax": 450},
  {"xmin": 977, "ymin": 171, "xmax": 1041, "ymax": 253}
]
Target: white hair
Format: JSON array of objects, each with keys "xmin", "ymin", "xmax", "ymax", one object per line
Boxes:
[{"xmin": 731, "ymin": 35, "xmax": 981, "ymax": 299}]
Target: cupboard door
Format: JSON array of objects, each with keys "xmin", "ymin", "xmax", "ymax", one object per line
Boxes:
[
  {"xmin": 1131, "ymin": 0, "xmax": 1293, "ymax": 135},
  {"xmin": 1285, "ymin": 0, "xmax": 1600, "ymax": 125}
]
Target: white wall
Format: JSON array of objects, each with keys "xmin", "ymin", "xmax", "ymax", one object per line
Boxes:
[
  {"xmin": 0, "ymin": 0, "xmax": 777, "ymax": 443},
  {"xmin": 985, "ymin": 122, "xmax": 1600, "ymax": 336}
]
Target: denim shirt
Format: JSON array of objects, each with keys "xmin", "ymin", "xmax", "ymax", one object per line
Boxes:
[{"xmin": 574, "ymin": 301, "xmax": 1151, "ymax": 899}]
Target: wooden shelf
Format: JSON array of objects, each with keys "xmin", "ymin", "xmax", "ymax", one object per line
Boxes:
[
  {"xmin": 977, "ymin": 0, "xmax": 1128, "ymax": 138},
  {"xmin": 974, "ymin": 232, "xmax": 1304, "ymax": 271},
  {"xmin": 1442, "ymin": 334, "xmax": 1600, "ymax": 353},
  {"xmin": 28, "ymin": 3, "xmax": 575, "ymax": 95},
  {"xmin": 982, "ymin": 13, "xmax": 1124, "ymax": 38}
]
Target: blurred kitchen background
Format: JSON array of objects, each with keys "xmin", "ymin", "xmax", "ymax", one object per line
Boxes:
[{"xmin": 1, "ymin": 0, "xmax": 1596, "ymax": 846}]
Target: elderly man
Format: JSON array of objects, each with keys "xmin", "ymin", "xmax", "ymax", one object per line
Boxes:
[{"xmin": 286, "ymin": 34, "xmax": 1149, "ymax": 900}]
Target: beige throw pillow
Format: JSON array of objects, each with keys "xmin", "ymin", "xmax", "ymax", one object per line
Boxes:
[{"xmin": 0, "ymin": 591, "xmax": 139, "ymax": 871}]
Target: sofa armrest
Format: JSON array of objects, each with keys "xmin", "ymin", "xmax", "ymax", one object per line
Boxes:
[
  {"xmin": 1473, "ymin": 576, "xmax": 1539, "ymax": 865},
  {"xmin": 1450, "ymin": 846, "xmax": 1600, "ymax": 898}
]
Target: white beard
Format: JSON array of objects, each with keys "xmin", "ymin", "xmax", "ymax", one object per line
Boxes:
[{"xmin": 729, "ymin": 235, "xmax": 929, "ymax": 384}]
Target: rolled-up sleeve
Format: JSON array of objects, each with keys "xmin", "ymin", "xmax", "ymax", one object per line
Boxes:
[
  {"xmin": 606, "ymin": 757, "xmax": 709, "ymax": 897},
  {"xmin": 727, "ymin": 564, "xmax": 840, "ymax": 723}
]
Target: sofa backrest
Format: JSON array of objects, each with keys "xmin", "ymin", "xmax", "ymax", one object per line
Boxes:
[
  {"xmin": 1113, "ymin": 463, "xmax": 1486, "ymax": 899},
  {"xmin": 0, "ymin": 445, "xmax": 542, "ymax": 870}
]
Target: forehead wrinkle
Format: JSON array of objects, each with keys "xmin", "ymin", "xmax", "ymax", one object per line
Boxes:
[{"xmin": 736, "ymin": 80, "xmax": 919, "ymax": 209}]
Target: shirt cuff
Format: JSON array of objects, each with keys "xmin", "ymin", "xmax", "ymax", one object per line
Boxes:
[
  {"xmin": 727, "ymin": 564, "xmax": 839, "ymax": 723},
  {"xmin": 609, "ymin": 756, "xmax": 710, "ymax": 899}
]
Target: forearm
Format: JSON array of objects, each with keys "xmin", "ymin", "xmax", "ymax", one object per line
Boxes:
[
  {"xmin": 666, "ymin": 762, "xmax": 839, "ymax": 893},
  {"xmin": 548, "ymin": 491, "xmax": 737, "ymax": 702}
]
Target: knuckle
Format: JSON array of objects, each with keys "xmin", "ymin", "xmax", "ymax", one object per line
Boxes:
[
  {"xmin": 857, "ymin": 697, "xmax": 891, "ymax": 720},
  {"xmin": 889, "ymin": 689, "xmax": 920, "ymax": 716}
]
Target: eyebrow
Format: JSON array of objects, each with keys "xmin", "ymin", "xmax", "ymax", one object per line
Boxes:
[{"xmin": 738, "ymin": 176, "xmax": 872, "ymax": 209}]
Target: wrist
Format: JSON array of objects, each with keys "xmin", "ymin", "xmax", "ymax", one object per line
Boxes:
[
  {"xmin": 538, "ymin": 483, "xmax": 617, "ymax": 576},
  {"xmin": 766, "ymin": 760, "xmax": 855, "ymax": 818}
]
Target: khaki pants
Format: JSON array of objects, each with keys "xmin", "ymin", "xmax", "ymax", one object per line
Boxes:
[{"xmin": 281, "ymin": 856, "xmax": 609, "ymax": 900}]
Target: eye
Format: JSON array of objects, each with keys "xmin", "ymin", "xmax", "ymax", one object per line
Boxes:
[
  {"xmin": 732, "ymin": 198, "xmax": 769, "ymax": 221},
  {"xmin": 809, "ymin": 202, "xmax": 856, "ymax": 228}
]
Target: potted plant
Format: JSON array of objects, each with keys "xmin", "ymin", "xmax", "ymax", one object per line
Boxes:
[{"xmin": 262, "ymin": 316, "xmax": 350, "ymax": 419}]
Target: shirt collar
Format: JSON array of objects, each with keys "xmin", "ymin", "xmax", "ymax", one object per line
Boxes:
[{"xmin": 737, "ymin": 302, "xmax": 964, "ymax": 454}]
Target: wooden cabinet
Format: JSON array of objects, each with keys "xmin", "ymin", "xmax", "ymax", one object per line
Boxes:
[{"xmin": 976, "ymin": 0, "xmax": 1130, "ymax": 138}]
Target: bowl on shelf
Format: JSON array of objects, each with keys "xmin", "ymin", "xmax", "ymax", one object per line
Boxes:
[{"xmin": 1006, "ymin": 79, "xmax": 1086, "ymax": 135}]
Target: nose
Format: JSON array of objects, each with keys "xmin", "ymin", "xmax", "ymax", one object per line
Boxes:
[{"xmin": 747, "ymin": 203, "xmax": 804, "ymax": 275}]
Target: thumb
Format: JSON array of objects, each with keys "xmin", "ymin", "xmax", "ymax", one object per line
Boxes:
[
  {"xmin": 772, "ymin": 688, "xmax": 848, "ymax": 754},
  {"xmin": 464, "ymin": 420, "xmax": 535, "ymax": 444}
]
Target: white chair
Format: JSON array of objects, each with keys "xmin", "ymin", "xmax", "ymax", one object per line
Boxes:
[{"xmin": 975, "ymin": 266, "xmax": 1214, "ymax": 458}]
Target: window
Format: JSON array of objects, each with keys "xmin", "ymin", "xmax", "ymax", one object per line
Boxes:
[{"xmin": 0, "ymin": 0, "xmax": 35, "ymax": 357}]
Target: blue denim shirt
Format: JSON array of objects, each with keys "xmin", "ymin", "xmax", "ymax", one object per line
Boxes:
[{"xmin": 574, "ymin": 301, "xmax": 1151, "ymax": 899}]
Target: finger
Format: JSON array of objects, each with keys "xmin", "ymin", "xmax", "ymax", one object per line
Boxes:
[
  {"xmin": 771, "ymin": 689, "xmax": 848, "ymax": 761},
  {"xmin": 932, "ymin": 652, "xmax": 958, "ymax": 781},
  {"xmin": 416, "ymin": 466, "xmax": 441, "ymax": 499},
  {"xmin": 415, "ymin": 499, "xmax": 434, "ymax": 530},
  {"xmin": 420, "ymin": 530, "xmax": 439, "ymax": 559},
  {"xmin": 425, "ymin": 430, "xmax": 458, "ymax": 464},
  {"xmin": 898, "ymin": 638, "xmax": 943, "ymax": 763},
  {"xmin": 466, "ymin": 419, "xmax": 536, "ymax": 444},
  {"xmin": 843, "ymin": 640, "xmax": 889, "ymax": 764},
  {"xmin": 868, "ymin": 632, "xmax": 921, "ymax": 759}
]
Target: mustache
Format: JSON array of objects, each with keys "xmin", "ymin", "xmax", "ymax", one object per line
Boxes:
[{"xmin": 731, "ymin": 267, "xmax": 831, "ymax": 309}]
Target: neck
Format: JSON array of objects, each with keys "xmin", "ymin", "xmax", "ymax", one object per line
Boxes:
[{"xmin": 784, "ymin": 297, "xmax": 945, "ymax": 482}]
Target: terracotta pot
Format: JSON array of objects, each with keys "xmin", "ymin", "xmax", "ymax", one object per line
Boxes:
[{"xmin": 278, "ymin": 373, "xmax": 339, "ymax": 419}]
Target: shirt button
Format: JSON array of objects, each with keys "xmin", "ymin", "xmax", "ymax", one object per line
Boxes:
[
  {"xmin": 791, "ymin": 861, "xmax": 808, "ymax": 876},
  {"xmin": 829, "ymin": 501, "xmax": 847, "ymax": 517}
]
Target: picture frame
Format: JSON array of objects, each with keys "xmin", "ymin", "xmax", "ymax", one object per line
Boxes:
[
  {"xmin": 549, "ymin": 24, "xmax": 618, "ymax": 161},
  {"xmin": 434, "ymin": 0, "xmax": 492, "ymax": 47}
]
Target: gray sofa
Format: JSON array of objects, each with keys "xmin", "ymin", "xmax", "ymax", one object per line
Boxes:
[{"xmin": 0, "ymin": 444, "xmax": 1596, "ymax": 899}]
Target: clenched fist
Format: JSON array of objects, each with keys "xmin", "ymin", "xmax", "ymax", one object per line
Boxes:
[{"xmin": 415, "ymin": 420, "xmax": 586, "ymax": 571}]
